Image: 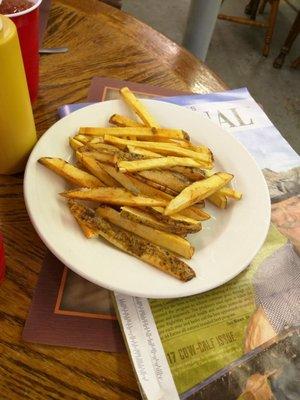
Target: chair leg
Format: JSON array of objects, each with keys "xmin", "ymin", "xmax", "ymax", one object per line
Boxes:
[
  {"xmin": 245, "ymin": 0, "xmax": 260, "ymax": 19},
  {"xmin": 273, "ymin": 11, "xmax": 300, "ymax": 68},
  {"xmin": 259, "ymin": 0, "xmax": 268, "ymax": 14},
  {"xmin": 262, "ymin": 0, "xmax": 279, "ymax": 56},
  {"xmin": 291, "ymin": 56, "xmax": 300, "ymax": 69}
]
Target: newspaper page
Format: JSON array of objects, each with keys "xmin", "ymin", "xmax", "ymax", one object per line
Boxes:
[{"xmin": 114, "ymin": 88, "xmax": 300, "ymax": 399}]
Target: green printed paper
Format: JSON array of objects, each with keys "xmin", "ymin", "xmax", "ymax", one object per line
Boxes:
[{"xmin": 150, "ymin": 225, "xmax": 286, "ymax": 394}]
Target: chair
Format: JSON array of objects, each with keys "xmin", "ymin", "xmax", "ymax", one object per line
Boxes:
[
  {"xmin": 273, "ymin": 11, "xmax": 300, "ymax": 68},
  {"xmin": 218, "ymin": 0, "xmax": 280, "ymax": 56},
  {"xmin": 101, "ymin": 0, "xmax": 122, "ymax": 9}
]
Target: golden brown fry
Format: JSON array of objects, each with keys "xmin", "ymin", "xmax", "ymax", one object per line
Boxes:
[
  {"xmin": 78, "ymin": 126, "xmax": 188, "ymax": 140},
  {"xmin": 77, "ymin": 153, "xmax": 121, "ymax": 187},
  {"xmin": 127, "ymin": 145, "xmax": 206, "ymax": 181},
  {"xmin": 96, "ymin": 206, "xmax": 194, "ymax": 259},
  {"xmin": 127, "ymin": 146, "xmax": 162, "ymax": 158},
  {"xmin": 165, "ymin": 172, "xmax": 234, "ymax": 215},
  {"xmin": 117, "ymin": 156, "xmax": 204, "ymax": 173},
  {"xmin": 69, "ymin": 137, "xmax": 84, "ymax": 151},
  {"xmin": 100, "ymin": 164, "xmax": 141, "ymax": 195},
  {"xmin": 109, "ymin": 114, "xmax": 144, "ymax": 127},
  {"xmin": 69, "ymin": 201, "xmax": 195, "ymax": 281},
  {"xmin": 219, "ymin": 187, "xmax": 242, "ymax": 200},
  {"xmin": 73, "ymin": 134, "xmax": 92, "ymax": 144},
  {"xmin": 38, "ymin": 157, "xmax": 104, "ymax": 188},
  {"xmin": 146, "ymin": 207, "xmax": 202, "ymax": 232},
  {"xmin": 137, "ymin": 170, "xmax": 191, "ymax": 193},
  {"xmin": 120, "ymin": 207, "xmax": 194, "ymax": 236},
  {"xmin": 104, "ymin": 135, "xmax": 213, "ymax": 167},
  {"xmin": 171, "ymin": 166, "xmax": 205, "ymax": 182},
  {"xmin": 68, "ymin": 201, "xmax": 100, "ymax": 238},
  {"xmin": 208, "ymin": 192, "xmax": 227, "ymax": 209},
  {"xmin": 60, "ymin": 187, "xmax": 168, "ymax": 207},
  {"xmin": 85, "ymin": 142, "xmax": 121, "ymax": 154},
  {"xmin": 120, "ymin": 87, "xmax": 160, "ymax": 128},
  {"xmin": 77, "ymin": 149, "xmax": 116, "ymax": 165}
]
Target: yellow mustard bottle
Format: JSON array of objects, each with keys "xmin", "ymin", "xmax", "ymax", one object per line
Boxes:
[{"xmin": 0, "ymin": 15, "xmax": 37, "ymax": 174}]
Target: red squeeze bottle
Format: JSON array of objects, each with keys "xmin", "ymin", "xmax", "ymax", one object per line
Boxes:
[
  {"xmin": 3, "ymin": 0, "xmax": 43, "ymax": 102},
  {"xmin": 0, "ymin": 233, "xmax": 5, "ymax": 283}
]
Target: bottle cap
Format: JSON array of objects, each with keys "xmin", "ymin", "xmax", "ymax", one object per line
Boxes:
[{"xmin": 0, "ymin": 233, "xmax": 5, "ymax": 283}]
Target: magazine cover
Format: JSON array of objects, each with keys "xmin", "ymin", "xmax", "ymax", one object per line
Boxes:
[{"xmin": 114, "ymin": 88, "xmax": 300, "ymax": 400}]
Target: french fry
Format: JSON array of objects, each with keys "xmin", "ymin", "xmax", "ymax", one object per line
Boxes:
[
  {"xmin": 120, "ymin": 206, "xmax": 195, "ymax": 236},
  {"xmin": 69, "ymin": 137, "xmax": 84, "ymax": 151},
  {"xmin": 208, "ymin": 192, "xmax": 227, "ymax": 209},
  {"xmin": 104, "ymin": 135, "xmax": 213, "ymax": 167},
  {"xmin": 120, "ymin": 87, "xmax": 160, "ymax": 128},
  {"xmin": 77, "ymin": 153, "xmax": 121, "ymax": 187},
  {"xmin": 73, "ymin": 134, "xmax": 92, "ymax": 144},
  {"xmin": 127, "ymin": 146, "xmax": 206, "ymax": 181},
  {"xmin": 137, "ymin": 170, "xmax": 191, "ymax": 193},
  {"xmin": 130, "ymin": 173, "xmax": 179, "ymax": 196},
  {"xmin": 127, "ymin": 146, "xmax": 162, "ymax": 158},
  {"xmin": 96, "ymin": 206, "xmax": 194, "ymax": 259},
  {"xmin": 219, "ymin": 187, "xmax": 242, "ymax": 200},
  {"xmin": 78, "ymin": 127, "xmax": 187, "ymax": 140},
  {"xmin": 170, "ymin": 166, "xmax": 205, "ymax": 182},
  {"xmin": 146, "ymin": 207, "xmax": 202, "ymax": 232},
  {"xmin": 60, "ymin": 187, "xmax": 168, "ymax": 207},
  {"xmin": 68, "ymin": 201, "xmax": 100, "ymax": 238},
  {"xmin": 38, "ymin": 157, "xmax": 104, "ymax": 188},
  {"xmin": 100, "ymin": 164, "xmax": 141, "ymax": 195},
  {"xmin": 117, "ymin": 156, "xmax": 204, "ymax": 173},
  {"xmin": 69, "ymin": 201, "xmax": 195, "ymax": 281},
  {"xmin": 109, "ymin": 114, "xmax": 144, "ymax": 127},
  {"xmin": 97, "ymin": 169, "xmax": 207, "ymax": 221},
  {"xmin": 77, "ymin": 149, "xmax": 116, "ymax": 165},
  {"xmin": 84, "ymin": 142, "xmax": 121, "ymax": 155},
  {"xmin": 165, "ymin": 172, "xmax": 234, "ymax": 215}
]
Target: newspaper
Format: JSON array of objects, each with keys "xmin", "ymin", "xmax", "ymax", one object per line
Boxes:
[{"xmin": 114, "ymin": 88, "xmax": 300, "ymax": 399}]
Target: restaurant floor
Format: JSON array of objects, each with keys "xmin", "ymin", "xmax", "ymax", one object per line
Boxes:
[{"xmin": 123, "ymin": 0, "xmax": 300, "ymax": 154}]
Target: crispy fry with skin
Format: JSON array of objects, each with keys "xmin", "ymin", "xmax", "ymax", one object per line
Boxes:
[
  {"xmin": 38, "ymin": 157, "xmax": 104, "ymax": 188},
  {"xmin": 69, "ymin": 137, "xmax": 84, "ymax": 151},
  {"xmin": 85, "ymin": 142, "xmax": 120, "ymax": 154},
  {"xmin": 117, "ymin": 156, "xmax": 204, "ymax": 173},
  {"xmin": 104, "ymin": 135, "xmax": 212, "ymax": 167},
  {"xmin": 100, "ymin": 164, "xmax": 141, "ymax": 195},
  {"xmin": 77, "ymin": 153, "xmax": 121, "ymax": 187},
  {"xmin": 137, "ymin": 170, "xmax": 191, "ymax": 193},
  {"xmin": 146, "ymin": 207, "xmax": 202, "ymax": 232},
  {"xmin": 96, "ymin": 169, "xmax": 207, "ymax": 221},
  {"xmin": 60, "ymin": 187, "xmax": 168, "ymax": 207},
  {"xmin": 96, "ymin": 206, "xmax": 194, "ymax": 259},
  {"xmin": 109, "ymin": 114, "xmax": 144, "ymax": 127},
  {"xmin": 126, "ymin": 146, "xmax": 205, "ymax": 181},
  {"xmin": 69, "ymin": 201, "xmax": 195, "ymax": 281},
  {"xmin": 78, "ymin": 127, "xmax": 187, "ymax": 140},
  {"xmin": 120, "ymin": 207, "xmax": 194, "ymax": 236},
  {"xmin": 127, "ymin": 146, "xmax": 162, "ymax": 158},
  {"xmin": 77, "ymin": 149, "xmax": 116, "ymax": 165},
  {"xmin": 165, "ymin": 172, "xmax": 234, "ymax": 215},
  {"xmin": 208, "ymin": 192, "xmax": 227, "ymax": 209},
  {"xmin": 73, "ymin": 134, "xmax": 92, "ymax": 144},
  {"xmin": 219, "ymin": 187, "xmax": 242, "ymax": 200},
  {"xmin": 120, "ymin": 87, "xmax": 160, "ymax": 128}
]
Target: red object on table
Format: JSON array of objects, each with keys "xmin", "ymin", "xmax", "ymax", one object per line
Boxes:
[
  {"xmin": 0, "ymin": 233, "xmax": 5, "ymax": 283},
  {"xmin": 6, "ymin": 0, "xmax": 42, "ymax": 102}
]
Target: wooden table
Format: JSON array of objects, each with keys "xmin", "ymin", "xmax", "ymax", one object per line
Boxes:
[{"xmin": 0, "ymin": 1, "xmax": 226, "ymax": 398}]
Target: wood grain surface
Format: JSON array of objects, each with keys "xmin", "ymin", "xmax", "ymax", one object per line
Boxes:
[{"xmin": 0, "ymin": 1, "xmax": 226, "ymax": 398}]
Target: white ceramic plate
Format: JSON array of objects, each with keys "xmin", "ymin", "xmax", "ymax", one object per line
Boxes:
[{"xmin": 24, "ymin": 99, "xmax": 270, "ymax": 298}]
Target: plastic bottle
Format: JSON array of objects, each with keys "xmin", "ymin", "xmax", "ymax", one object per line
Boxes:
[{"xmin": 0, "ymin": 14, "xmax": 37, "ymax": 174}]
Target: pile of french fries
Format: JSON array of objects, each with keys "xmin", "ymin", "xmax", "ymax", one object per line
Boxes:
[{"xmin": 38, "ymin": 87, "xmax": 242, "ymax": 282}]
